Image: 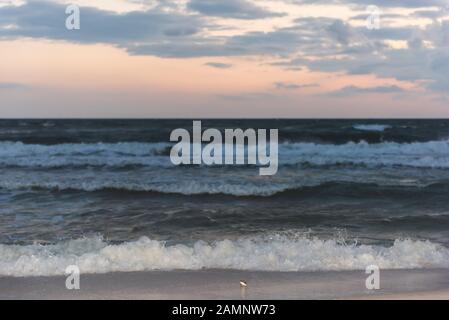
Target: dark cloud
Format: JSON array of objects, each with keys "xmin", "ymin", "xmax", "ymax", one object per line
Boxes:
[
  {"xmin": 205, "ymin": 62, "xmax": 233, "ymax": 68},
  {"xmin": 218, "ymin": 92, "xmax": 277, "ymax": 101},
  {"xmin": 287, "ymin": 0, "xmax": 449, "ymax": 8},
  {"xmin": 328, "ymin": 85, "xmax": 405, "ymax": 96},
  {"xmin": 427, "ymin": 50, "xmax": 449, "ymax": 91},
  {"xmin": 274, "ymin": 82, "xmax": 319, "ymax": 90},
  {"xmin": 187, "ymin": 0, "xmax": 285, "ymax": 19},
  {"xmin": 0, "ymin": 82, "xmax": 28, "ymax": 90},
  {"xmin": 128, "ymin": 27, "xmax": 304, "ymax": 57},
  {"xmin": 412, "ymin": 9, "xmax": 449, "ymax": 19},
  {"xmin": 326, "ymin": 20, "xmax": 353, "ymax": 45},
  {"xmin": 350, "ymin": 13, "xmax": 403, "ymax": 21}
]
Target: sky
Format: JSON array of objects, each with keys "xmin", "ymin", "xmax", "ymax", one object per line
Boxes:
[{"xmin": 0, "ymin": 0, "xmax": 448, "ymax": 118}]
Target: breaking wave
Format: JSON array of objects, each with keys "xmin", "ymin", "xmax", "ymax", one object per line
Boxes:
[{"xmin": 1, "ymin": 234, "xmax": 448, "ymax": 277}]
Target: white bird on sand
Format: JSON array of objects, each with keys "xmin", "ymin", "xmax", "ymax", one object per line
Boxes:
[{"xmin": 240, "ymin": 280, "xmax": 248, "ymax": 287}]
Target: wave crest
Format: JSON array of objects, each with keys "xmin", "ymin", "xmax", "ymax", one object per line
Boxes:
[
  {"xmin": 353, "ymin": 124, "xmax": 392, "ymax": 132},
  {"xmin": 1, "ymin": 235, "xmax": 448, "ymax": 277}
]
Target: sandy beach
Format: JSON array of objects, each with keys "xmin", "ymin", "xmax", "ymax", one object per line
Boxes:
[{"xmin": 1, "ymin": 268, "xmax": 449, "ymax": 300}]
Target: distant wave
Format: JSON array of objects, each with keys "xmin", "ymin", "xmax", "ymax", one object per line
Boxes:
[
  {"xmin": 281, "ymin": 139, "xmax": 449, "ymax": 168},
  {"xmin": 1, "ymin": 234, "xmax": 448, "ymax": 277},
  {"xmin": 0, "ymin": 141, "xmax": 172, "ymax": 168},
  {"xmin": 353, "ymin": 124, "xmax": 392, "ymax": 132},
  {"xmin": 1, "ymin": 179, "xmax": 446, "ymax": 197},
  {"xmin": 0, "ymin": 179, "xmax": 292, "ymax": 196},
  {"xmin": 2, "ymin": 139, "xmax": 449, "ymax": 169}
]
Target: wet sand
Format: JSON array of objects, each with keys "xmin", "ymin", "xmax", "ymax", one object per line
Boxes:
[{"xmin": 1, "ymin": 269, "xmax": 449, "ymax": 300}]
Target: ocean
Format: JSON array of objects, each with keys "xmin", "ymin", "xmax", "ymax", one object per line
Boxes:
[{"xmin": 1, "ymin": 119, "xmax": 449, "ymax": 277}]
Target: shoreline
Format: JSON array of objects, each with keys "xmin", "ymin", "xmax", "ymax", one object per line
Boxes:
[{"xmin": 1, "ymin": 268, "xmax": 449, "ymax": 300}]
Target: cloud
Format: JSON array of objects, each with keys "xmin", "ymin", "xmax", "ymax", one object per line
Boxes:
[
  {"xmin": 274, "ymin": 82, "xmax": 319, "ymax": 90},
  {"xmin": 218, "ymin": 92, "xmax": 277, "ymax": 101},
  {"xmin": 328, "ymin": 85, "xmax": 405, "ymax": 96},
  {"xmin": 0, "ymin": 1, "xmax": 204, "ymax": 44},
  {"xmin": 0, "ymin": 82, "xmax": 28, "ymax": 89},
  {"xmin": 187, "ymin": 0, "xmax": 284, "ymax": 19},
  {"xmin": 286, "ymin": 0, "xmax": 449, "ymax": 8},
  {"xmin": 0, "ymin": 2, "xmax": 429, "ymax": 58},
  {"xmin": 427, "ymin": 50, "xmax": 449, "ymax": 91},
  {"xmin": 269, "ymin": 17, "xmax": 449, "ymax": 94},
  {"xmin": 1, "ymin": 1, "xmax": 448, "ymax": 95},
  {"xmin": 128, "ymin": 26, "xmax": 303, "ymax": 57},
  {"xmin": 412, "ymin": 9, "xmax": 449, "ymax": 19},
  {"xmin": 350, "ymin": 13, "xmax": 403, "ymax": 22},
  {"xmin": 326, "ymin": 20, "xmax": 353, "ymax": 45},
  {"xmin": 205, "ymin": 62, "xmax": 233, "ymax": 69}
]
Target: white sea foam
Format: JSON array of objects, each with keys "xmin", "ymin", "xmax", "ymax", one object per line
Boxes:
[
  {"xmin": 1, "ymin": 235, "xmax": 448, "ymax": 277},
  {"xmin": 353, "ymin": 124, "xmax": 392, "ymax": 132}
]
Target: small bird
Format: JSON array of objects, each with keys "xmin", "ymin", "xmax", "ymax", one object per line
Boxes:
[{"xmin": 240, "ymin": 280, "xmax": 248, "ymax": 288}]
